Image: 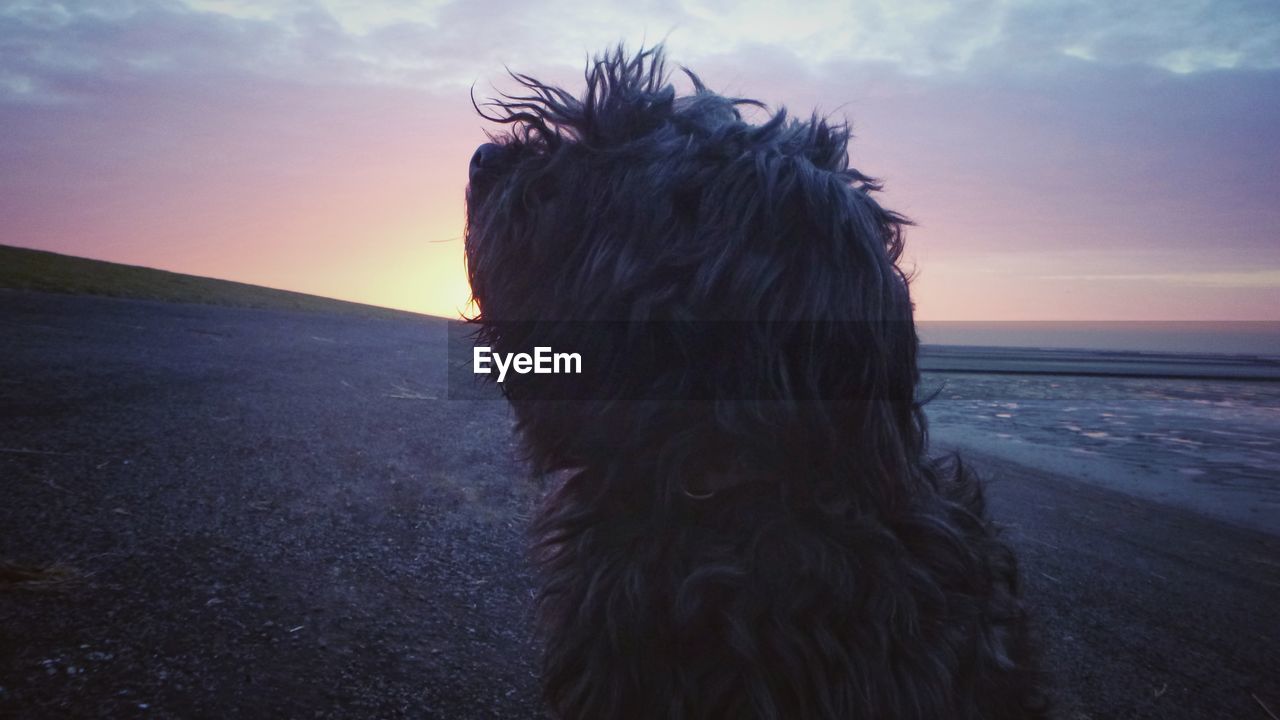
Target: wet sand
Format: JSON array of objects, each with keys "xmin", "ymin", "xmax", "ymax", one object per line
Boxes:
[{"xmin": 921, "ymin": 355, "xmax": 1280, "ymax": 536}]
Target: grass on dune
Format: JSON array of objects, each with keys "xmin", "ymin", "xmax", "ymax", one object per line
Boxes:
[{"xmin": 0, "ymin": 244, "xmax": 424, "ymax": 320}]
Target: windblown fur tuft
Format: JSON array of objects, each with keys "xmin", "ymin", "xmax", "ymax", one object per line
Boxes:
[{"xmin": 465, "ymin": 45, "xmax": 1045, "ymax": 720}]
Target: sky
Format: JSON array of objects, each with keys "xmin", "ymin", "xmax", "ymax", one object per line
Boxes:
[{"xmin": 2, "ymin": 0, "xmax": 1278, "ymax": 320}]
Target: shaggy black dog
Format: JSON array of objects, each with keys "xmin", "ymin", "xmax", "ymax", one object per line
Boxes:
[{"xmin": 464, "ymin": 46, "xmax": 1045, "ymax": 719}]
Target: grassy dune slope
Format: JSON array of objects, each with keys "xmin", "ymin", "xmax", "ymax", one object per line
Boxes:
[{"xmin": 0, "ymin": 244, "xmax": 427, "ymax": 320}]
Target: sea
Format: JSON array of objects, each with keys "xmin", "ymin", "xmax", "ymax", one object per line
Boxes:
[{"xmin": 916, "ymin": 322, "xmax": 1280, "ymax": 535}]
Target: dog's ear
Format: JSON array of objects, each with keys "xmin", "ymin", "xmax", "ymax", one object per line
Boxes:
[{"xmin": 685, "ymin": 138, "xmax": 908, "ymax": 323}]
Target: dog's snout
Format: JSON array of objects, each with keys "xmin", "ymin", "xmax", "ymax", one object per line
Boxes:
[{"xmin": 469, "ymin": 143, "xmax": 503, "ymax": 182}]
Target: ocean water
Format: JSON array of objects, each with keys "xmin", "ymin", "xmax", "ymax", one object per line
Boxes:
[
  {"xmin": 918, "ymin": 344, "xmax": 1280, "ymax": 535},
  {"xmin": 917, "ymin": 321, "xmax": 1280, "ymax": 356}
]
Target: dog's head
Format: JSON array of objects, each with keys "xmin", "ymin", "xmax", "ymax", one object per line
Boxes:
[{"xmin": 464, "ymin": 46, "xmax": 925, "ymax": 500}]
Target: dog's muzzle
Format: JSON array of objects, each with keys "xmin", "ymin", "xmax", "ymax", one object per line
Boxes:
[{"xmin": 469, "ymin": 142, "xmax": 506, "ymax": 185}]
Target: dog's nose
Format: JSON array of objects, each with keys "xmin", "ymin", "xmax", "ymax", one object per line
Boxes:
[{"xmin": 469, "ymin": 143, "xmax": 503, "ymax": 182}]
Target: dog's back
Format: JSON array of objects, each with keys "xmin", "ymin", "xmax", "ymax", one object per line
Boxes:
[{"xmin": 532, "ymin": 460, "xmax": 1044, "ymax": 719}]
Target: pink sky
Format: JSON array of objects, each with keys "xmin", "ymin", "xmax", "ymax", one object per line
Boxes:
[{"xmin": 2, "ymin": 1, "xmax": 1278, "ymax": 320}]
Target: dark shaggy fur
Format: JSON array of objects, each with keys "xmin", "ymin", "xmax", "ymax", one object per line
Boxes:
[{"xmin": 464, "ymin": 46, "xmax": 1045, "ymax": 719}]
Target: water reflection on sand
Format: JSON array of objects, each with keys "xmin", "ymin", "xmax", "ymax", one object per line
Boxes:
[{"xmin": 921, "ymin": 370, "xmax": 1280, "ymax": 534}]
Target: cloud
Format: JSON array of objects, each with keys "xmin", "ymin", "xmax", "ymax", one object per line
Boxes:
[
  {"xmin": 1037, "ymin": 270, "xmax": 1280, "ymax": 288},
  {"xmin": 4, "ymin": 0, "xmax": 1278, "ymax": 109},
  {"xmin": 222, "ymin": 0, "xmax": 1280, "ymax": 76}
]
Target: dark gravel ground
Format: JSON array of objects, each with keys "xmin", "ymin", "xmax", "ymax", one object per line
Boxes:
[{"xmin": 1, "ymin": 290, "xmax": 1277, "ymax": 719}]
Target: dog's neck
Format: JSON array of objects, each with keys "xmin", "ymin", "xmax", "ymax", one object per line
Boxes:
[{"xmin": 679, "ymin": 470, "xmax": 748, "ymax": 500}]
